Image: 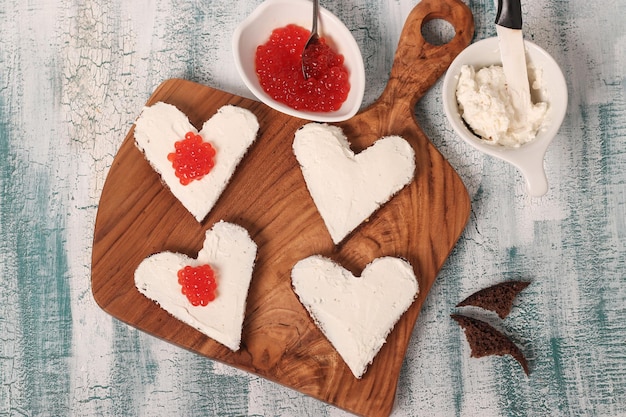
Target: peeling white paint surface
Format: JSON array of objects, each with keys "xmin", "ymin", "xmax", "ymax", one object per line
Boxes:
[{"xmin": 1, "ymin": 0, "xmax": 625, "ymax": 416}]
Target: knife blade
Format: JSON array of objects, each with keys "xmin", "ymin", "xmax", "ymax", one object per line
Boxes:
[{"xmin": 496, "ymin": 0, "xmax": 531, "ymax": 114}]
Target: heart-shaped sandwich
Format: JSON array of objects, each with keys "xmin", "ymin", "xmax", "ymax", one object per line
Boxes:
[
  {"xmin": 134, "ymin": 102, "xmax": 259, "ymax": 222},
  {"xmin": 134, "ymin": 221, "xmax": 257, "ymax": 351},
  {"xmin": 293, "ymin": 123, "xmax": 415, "ymax": 244},
  {"xmin": 291, "ymin": 255, "xmax": 419, "ymax": 378}
]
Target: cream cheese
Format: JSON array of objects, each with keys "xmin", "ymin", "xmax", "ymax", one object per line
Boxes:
[
  {"xmin": 134, "ymin": 221, "xmax": 257, "ymax": 351},
  {"xmin": 456, "ymin": 64, "xmax": 548, "ymax": 147},
  {"xmin": 291, "ymin": 255, "xmax": 419, "ymax": 379},
  {"xmin": 293, "ymin": 123, "xmax": 415, "ymax": 244},
  {"xmin": 134, "ymin": 102, "xmax": 259, "ymax": 222}
]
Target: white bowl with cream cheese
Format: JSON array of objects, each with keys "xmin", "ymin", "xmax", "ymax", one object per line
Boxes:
[
  {"xmin": 442, "ymin": 37, "xmax": 568, "ymax": 197},
  {"xmin": 232, "ymin": 0, "xmax": 365, "ymax": 122}
]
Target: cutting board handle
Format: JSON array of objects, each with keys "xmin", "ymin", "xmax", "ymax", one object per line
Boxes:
[{"xmin": 379, "ymin": 0, "xmax": 474, "ymax": 112}]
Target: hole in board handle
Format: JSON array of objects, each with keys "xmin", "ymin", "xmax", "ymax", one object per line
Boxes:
[{"xmin": 421, "ymin": 18, "xmax": 456, "ymax": 46}]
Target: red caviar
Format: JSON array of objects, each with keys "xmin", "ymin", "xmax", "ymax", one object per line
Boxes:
[
  {"xmin": 167, "ymin": 132, "xmax": 216, "ymax": 185},
  {"xmin": 255, "ymin": 24, "xmax": 350, "ymax": 112},
  {"xmin": 178, "ymin": 264, "xmax": 217, "ymax": 307}
]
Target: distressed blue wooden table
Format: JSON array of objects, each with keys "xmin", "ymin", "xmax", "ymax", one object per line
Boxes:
[{"xmin": 1, "ymin": 0, "xmax": 625, "ymax": 416}]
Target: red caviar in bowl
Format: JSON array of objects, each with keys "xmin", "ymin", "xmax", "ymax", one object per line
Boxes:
[
  {"xmin": 167, "ymin": 132, "xmax": 216, "ymax": 185},
  {"xmin": 255, "ymin": 24, "xmax": 350, "ymax": 112}
]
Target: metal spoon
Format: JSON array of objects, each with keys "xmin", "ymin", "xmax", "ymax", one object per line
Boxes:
[{"xmin": 301, "ymin": 0, "xmax": 320, "ymax": 79}]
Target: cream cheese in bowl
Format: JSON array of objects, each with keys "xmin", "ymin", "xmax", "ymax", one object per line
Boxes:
[
  {"xmin": 442, "ymin": 37, "xmax": 568, "ymax": 197},
  {"xmin": 456, "ymin": 64, "xmax": 548, "ymax": 147}
]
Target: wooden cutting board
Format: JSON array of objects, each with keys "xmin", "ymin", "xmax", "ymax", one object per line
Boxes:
[{"xmin": 91, "ymin": 0, "xmax": 474, "ymax": 416}]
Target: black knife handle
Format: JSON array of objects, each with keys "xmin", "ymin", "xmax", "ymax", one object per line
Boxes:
[{"xmin": 495, "ymin": 0, "xmax": 523, "ymax": 29}]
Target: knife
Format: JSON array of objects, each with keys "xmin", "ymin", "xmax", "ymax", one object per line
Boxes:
[{"xmin": 495, "ymin": 0, "xmax": 531, "ymax": 114}]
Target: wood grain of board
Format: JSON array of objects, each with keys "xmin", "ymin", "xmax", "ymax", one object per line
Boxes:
[{"xmin": 91, "ymin": 0, "xmax": 474, "ymax": 416}]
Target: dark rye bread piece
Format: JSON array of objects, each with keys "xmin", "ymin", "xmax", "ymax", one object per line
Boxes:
[
  {"xmin": 451, "ymin": 314, "xmax": 529, "ymax": 375},
  {"xmin": 456, "ymin": 281, "xmax": 530, "ymax": 319}
]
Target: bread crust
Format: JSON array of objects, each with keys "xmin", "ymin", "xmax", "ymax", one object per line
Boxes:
[
  {"xmin": 456, "ymin": 281, "xmax": 530, "ymax": 319},
  {"xmin": 451, "ymin": 314, "xmax": 529, "ymax": 375}
]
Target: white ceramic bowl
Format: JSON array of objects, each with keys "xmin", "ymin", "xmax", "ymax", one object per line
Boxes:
[
  {"xmin": 442, "ymin": 37, "xmax": 568, "ymax": 197},
  {"xmin": 232, "ymin": 0, "xmax": 365, "ymax": 122}
]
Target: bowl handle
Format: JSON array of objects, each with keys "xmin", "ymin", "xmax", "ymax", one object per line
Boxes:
[
  {"xmin": 518, "ymin": 158, "xmax": 549, "ymax": 197},
  {"xmin": 509, "ymin": 142, "xmax": 550, "ymax": 197}
]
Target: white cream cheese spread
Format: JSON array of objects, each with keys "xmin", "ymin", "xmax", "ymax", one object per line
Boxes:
[
  {"xmin": 291, "ymin": 255, "xmax": 419, "ymax": 379},
  {"xmin": 293, "ymin": 123, "xmax": 415, "ymax": 244},
  {"xmin": 456, "ymin": 64, "xmax": 548, "ymax": 147},
  {"xmin": 134, "ymin": 102, "xmax": 259, "ymax": 222},
  {"xmin": 134, "ymin": 221, "xmax": 257, "ymax": 351}
]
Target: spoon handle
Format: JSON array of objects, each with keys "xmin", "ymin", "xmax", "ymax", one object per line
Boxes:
[{"xmin": 311, "ymin": 0, "xmax": 319, "ymax": 35}]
